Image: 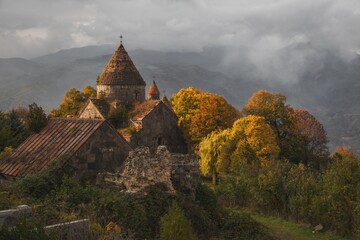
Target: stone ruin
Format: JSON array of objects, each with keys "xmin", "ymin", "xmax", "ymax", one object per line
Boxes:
[{"xmin": 103, "ymin": 146, "xmax": 200, "ymax": 198}]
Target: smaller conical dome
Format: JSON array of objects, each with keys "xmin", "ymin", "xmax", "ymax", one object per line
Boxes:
[{"xmin": 148, "ymin": 81, "xmax": 160, "ymax": 100}]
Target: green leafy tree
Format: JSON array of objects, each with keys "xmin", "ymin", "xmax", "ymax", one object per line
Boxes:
[
  {"xmin": 108, "ymin": 105, "xmax": 129, "ymax": 128},
  {"xmin": 0, "ymin": 110, "xmax": 28, "ymax": 151},
  {"xmin": 8, "ymin": 110, "xmax": 28, "ymax": 147},
  {"xmin": 51, "ymin": 86, "xmax": 96, "ymax": 118},
  {"xmin": 160, "ymin": 202, "xmax": 197, "ymax": 240},
  {"xmin": 0, "ymin": 112, "xmax": 12, "ymax": 152},
  {"xmin": 26, "ymin": 103, "xmax": 47, "ymax": 133},
  {"xmin": 314, "ymin": 151, "xmax": 360, "ymax": 236}
]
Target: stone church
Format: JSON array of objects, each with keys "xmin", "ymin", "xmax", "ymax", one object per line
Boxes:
[
  {"xmin": 78, "ymin": 43, "xmax": 188, "ymax": 153},
  {"xmin": 0, "ymin": 42, "xmax": 189, "ymax": 180}
]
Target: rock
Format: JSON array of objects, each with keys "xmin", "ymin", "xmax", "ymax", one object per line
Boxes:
[{"xmin": 314, "ymin": 224, "xmax": 323, "ymax": 232}]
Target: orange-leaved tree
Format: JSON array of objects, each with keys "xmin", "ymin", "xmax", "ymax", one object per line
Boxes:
[
  {"xmin": 242, "ymin": 90, "xmax": 297, "ymax": 161},
  {"xmin": 290, "ymin": 109, "xmax": 329, "ymax": 169},
  {"xmin": 171, "ymin": 87, "xmax": 239, "ymax": 146}
]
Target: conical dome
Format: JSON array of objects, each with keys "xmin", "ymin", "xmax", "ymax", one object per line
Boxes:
[
  {"xmin": 97, "ymin": 44, "xmax": 146, "ymax": 86},
  {"xmin": 148, "ymin": 81, "xmax": 160, "ymax": 100}
]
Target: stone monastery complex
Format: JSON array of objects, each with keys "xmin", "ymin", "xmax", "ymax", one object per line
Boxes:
[{"xmin": 0, "ymin": 43, "xmax": 195, "ymax": 188}]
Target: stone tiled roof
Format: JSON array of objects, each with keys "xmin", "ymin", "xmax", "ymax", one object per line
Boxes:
[
  {"xmin": 0, "ymin": 118, "xmax": 107, "ymax": 177},
  {"xmin": 130, "ymin": 100, "xmax": 161, "ymax": 121},
  {"xmin": 148, "ymin": 81, "xmax": 160, "ymax": 97},
  {"xmin": 97, "ymin": 44, "xmax": 146, "ymax": 86}
]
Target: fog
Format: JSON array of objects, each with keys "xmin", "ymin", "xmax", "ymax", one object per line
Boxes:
[{"xmin": 1, "ymin": 0, "xmax": 360, "ymax": 86}]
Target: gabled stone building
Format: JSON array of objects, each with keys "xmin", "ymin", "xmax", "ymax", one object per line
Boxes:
[
  {"xmin": 79, "ymin": 43, "xmax": 188, "ymax": 153},
  {"xmin": 0, "ymin": 118, "xmax": 132, "ymax": 179}
]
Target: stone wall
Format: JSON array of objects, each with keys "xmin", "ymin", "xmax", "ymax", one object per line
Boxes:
[
  {"xmin": 171, "ymin": 153, "xmax": 200, "ymax": 197},
  {"xmin": 97, "ymin": 85, "xmax": 145, "ymax": 104},
  {"xmin": 72, "ymin": 122, "xmax": 132, "ymax": 178},
  {"xmin": 78, "ymin": 101, "xmax": 104, "ymax": 119},
  {"xmin": 44, "ymin": 219, "xmax": 90, "ymax": 240},
  {"xmin": 130, "ymin": 102, "xmax": 188, "ymax": 153},
  {"xmin": 0, "ymin": 205, "xmax": 32, "ymax": 227},
  {"xmin": 103, "ymin": 146, "xmax": 200, "ymax": 198},
  {"xmin": 0, "ymin": 207, "xmax": 90, "ymax": 240}
]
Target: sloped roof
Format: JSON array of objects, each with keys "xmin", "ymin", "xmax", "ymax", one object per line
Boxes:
[
  {"xmin": 130, "ymin": 100, "xmax": 161, "ymax": 121},
  {"xmin": 97, "ymin": 44, "xmax": 146, "ymax": 86},
  {"xmin": 90, "ymin": 98, "xmax": 111, "ymax": 117},
  {"xmin": 0, "ymin": 118, "xmax": 107, "ymax": 177},
  {"xmin": 161, "ymin": 95, "xmax": 175, "ymax": 113},
  {"xmin": 148, "ymin": 81, "xmax": 160, "ymax": 97}
]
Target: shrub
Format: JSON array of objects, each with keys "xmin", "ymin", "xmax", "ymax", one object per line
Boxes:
[
  {"xmin": 195, "ymin": 183, "xmax": 218, "ymax": 217},
  {"xmin": 160, "ymin": 202, "xmax": 197, "ymax": 240},
  {"xmin": 220, "ymin": 210, "xmax": 272, "ymax": 240},
  {"xmin": 14, "ymin": 156, "xmax": 75, "ymax": 199}
]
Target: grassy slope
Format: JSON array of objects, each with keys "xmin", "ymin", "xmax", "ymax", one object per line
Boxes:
[{"xmin": 252, "ymin": 214, "xmax": 349, "ymax": 240}]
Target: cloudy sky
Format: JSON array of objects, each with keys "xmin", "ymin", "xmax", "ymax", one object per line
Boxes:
[{"xmin": 0, "ymin": 0, "xmax": 360, "ymax": 59}]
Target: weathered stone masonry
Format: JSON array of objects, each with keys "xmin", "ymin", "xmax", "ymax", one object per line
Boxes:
[{"xmin": 103, "ymin": 146, "xmax": 200, "ymax": 198}]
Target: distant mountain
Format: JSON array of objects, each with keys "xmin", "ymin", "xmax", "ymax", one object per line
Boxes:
[
  {"xmin": 0, "ymin": 44, "xmax": 359, "ymax": 154},
  {"xmin": 32, "ymin": 44, "xmax": 115, "ymax": 66}
]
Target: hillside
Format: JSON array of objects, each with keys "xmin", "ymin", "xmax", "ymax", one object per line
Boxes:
[{"xmin": 0, "ymin": 44, "xmax": 359, "ymax": 153}]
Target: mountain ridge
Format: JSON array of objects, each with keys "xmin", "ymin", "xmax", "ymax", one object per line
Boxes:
[{"xmin": 1, "ymin": 44, "xmax": 359, "ymax": 153}]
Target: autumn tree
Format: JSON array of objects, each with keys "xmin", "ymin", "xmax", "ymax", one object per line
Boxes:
[
  {"xmin": 82, "ymin": 85, "xmax": 96, "ymax": 99},
  {"xmin": 171, "ymin": 87, "xmax": 239, "ymax": 145},
  {"xmin": 290, "ymin": 109, "xmax": 329, "ymax": 169},
  {"xmin": 226, "ymin": 116, "xmax": 280, "ymax": 171},
  {"xmin": 242, "ymin": 90, "xmax": 293, "ymax": 137},
  {"xmin": 198, "ymin": 115, "xmax": 280, "ymax": 184},
  {"xmin": 332, "ymin": 146, "xmax": 357, "ymax": 160},
  {"xmin": 26, "ymin": 103, "xmax": 48, "ymax": 133},
  {"xmin": 198, "ymin": 130, "xmax": 231, "ymax": 185},
  {"xmin": 242, "ymin": 90, "xmax": 303, "ymax": 162}
]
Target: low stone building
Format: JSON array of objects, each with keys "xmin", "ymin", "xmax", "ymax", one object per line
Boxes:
[
  {"xmin": 0, "ymin": 118, "xmax": 132, "ymax": 179},
  {"xmin": 129, "ymin": 100, "xmax": 187, "ymax": 153}
]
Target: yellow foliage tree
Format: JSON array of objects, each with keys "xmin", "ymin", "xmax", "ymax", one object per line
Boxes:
[
  {"xmin": 198, "ymin": 115, "xmax": 280, "ymax": 184},
  {"xmin": 242, "ymin": 90, "xmax": 293, "ymax": 138},
  {"xmin": 241, "ymin": 116, "xmax": 280, "ymax": 166},
  {"xmin": 242, "ymin": 90, "xmax": 294, "ymax": 160},
  {"xmin": 171, "ymin": 87, "xmax": 239, "ymax": 146},
  {"xmin": 198, "ymin": 130, "xmax": 230, "ymax": 185}
]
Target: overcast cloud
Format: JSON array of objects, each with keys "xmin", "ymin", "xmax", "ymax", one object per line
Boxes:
[
  {"xmin": 1, "ymin": 0, "xmax": 360, "ymax": 85},
  {"xmin": 0, "ymin": 0, "xmax": 359, "ymax": 59}
]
